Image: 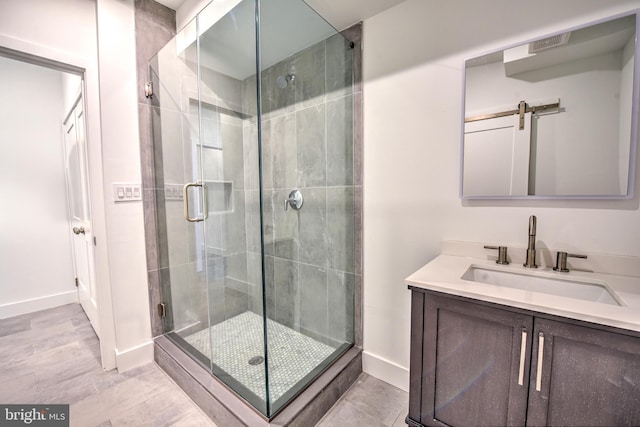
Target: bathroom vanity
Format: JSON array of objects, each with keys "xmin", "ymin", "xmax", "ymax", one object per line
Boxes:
[{"xmin": 405, "ymin": 242, "xmax": 640, "ymax": 427}]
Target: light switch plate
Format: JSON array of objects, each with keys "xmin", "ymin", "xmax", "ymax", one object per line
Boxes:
[
  {"xmin": 164, "ymin": 183, "xmax": 184, "ymax": 201},
  {"xmin": 113, "ymin": 183, "xmax": 142, "ymax": 202}
]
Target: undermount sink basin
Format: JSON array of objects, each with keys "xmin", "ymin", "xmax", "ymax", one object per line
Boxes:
[{"xmin": 462, "ymin": 266, "xmax": 622, "ymax": 306}]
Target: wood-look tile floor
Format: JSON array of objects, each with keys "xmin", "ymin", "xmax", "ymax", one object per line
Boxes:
[{"xmin": 0, "ymin": 304, "xmax": 408, "ymax": 426}]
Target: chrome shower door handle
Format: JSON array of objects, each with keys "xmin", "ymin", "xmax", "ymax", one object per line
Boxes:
[{"xmin": 183, "ymin": 182, "xmax": 208, "ymax": 222}]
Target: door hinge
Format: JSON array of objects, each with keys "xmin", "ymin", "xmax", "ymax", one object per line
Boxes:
[
  {"xmin": 144, "ymin": 81, "xmax": 153, "ymax": 98},
  {"xmin": 75, "ymin": 277, "xmax": 79, "ymax": 287},
  {"xmin": 93, "ymin": 236, "xmax": 97, "ymax": 246},
  {"xmin": 158, "ymin": 302, "xmax": 166, "ymax": 318}
]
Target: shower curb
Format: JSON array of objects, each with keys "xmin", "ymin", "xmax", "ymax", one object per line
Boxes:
[{"xmin": 154, "ymin": 336, "xmax": 362, "ymax": 426}]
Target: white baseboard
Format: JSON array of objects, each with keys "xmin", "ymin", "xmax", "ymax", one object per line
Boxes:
[
  {"xmin": 115, "ymin": 340, "xmax": 155, "ymax": 372},
  {"xmin": 362, "ymin": 350, "xmax": 410, "ymax": 392},
  {"xmin": 0, "ymin": 291, "xmax": 78, "ymax": 319}
]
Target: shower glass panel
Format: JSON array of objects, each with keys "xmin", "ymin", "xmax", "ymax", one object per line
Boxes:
[
  {"xmin": 197, "ymin": 0, "xmax": 268, "ymax": 413},
  {"xmin": 258, "ymin": 0, "xmax": 355, "ymax": 415},
  {"xmin": 151, "ymin": 0, "xmax": 354, "ymax": 417},
  {"xmin": 149, "ymin": 19, "xmax": 214, "ymax": 373}
]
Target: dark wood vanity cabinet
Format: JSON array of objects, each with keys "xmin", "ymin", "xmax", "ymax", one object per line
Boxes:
[
  {"xmin": 408, "ymin": 291, "xmax": 533, "ymax": 426},
  {"xmin": 408, "ymin": 289, "xmax": 640, "ymax": 427},
  {"xmin": 527, "ymin": 317, "xmax": 640, "ymax": 426}
]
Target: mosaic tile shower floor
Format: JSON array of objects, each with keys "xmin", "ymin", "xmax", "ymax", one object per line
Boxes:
[{"xmin": 183, "ymin": 311, "xmax": 336, "ymax": 402}]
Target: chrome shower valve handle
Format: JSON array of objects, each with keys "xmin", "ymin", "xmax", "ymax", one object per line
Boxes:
[{"xmin": 284, "ymin": 189, "xmax": 303, "ymax": 211}]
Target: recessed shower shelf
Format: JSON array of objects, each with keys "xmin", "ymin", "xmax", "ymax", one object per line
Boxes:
[{"xmin": 204, "ymin": 180, "xmax": 233, "ymax": 214}]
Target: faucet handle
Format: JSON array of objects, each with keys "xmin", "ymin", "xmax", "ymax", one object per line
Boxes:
[
  {"xmin": 553, "ymin": 251, "xmax": 587, "ymax": 273},
  {"xmin": 484, "ymin": 245, "xmax": 509, "ymax": 265}
]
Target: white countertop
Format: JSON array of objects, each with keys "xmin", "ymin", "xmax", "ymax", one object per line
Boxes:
[{"xmin": 406, "ymin": 254, "xmax": 640, "ymax": 333}]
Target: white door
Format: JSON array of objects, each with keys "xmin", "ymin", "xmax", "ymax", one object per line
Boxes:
[
  {"xmin": 63, "ymin": 96, "xmax": 100, "ymax": 336},
  {"xmin": 463, "ymin": 112, "xmax": 532, "ymax": 196}
]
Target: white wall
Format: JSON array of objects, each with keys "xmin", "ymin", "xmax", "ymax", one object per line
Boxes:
[
  {"xmin": 363, "ymin": 0, "xmax": 640, "ymax": 391},
  {"xmin": 0, "ymin": 57, "xmax": 77, "ymax": 318},
  {"xmin": 0, "ymin": 0, "xmax": 98, "ymax": 58},
  {"xmin": 96, "ymin": 0, "xmax": 153, "ymax": 371}
]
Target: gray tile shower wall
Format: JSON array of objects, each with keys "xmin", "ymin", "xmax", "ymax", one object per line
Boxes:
[{"xmin": 242, "ymin": 27, "xmax": 363, "ymax": 346}]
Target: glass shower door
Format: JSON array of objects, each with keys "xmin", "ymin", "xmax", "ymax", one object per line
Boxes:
[
  {"xmin": 149, "ymin": 15, "xmax": 214, "ymax": 372},
  {"xmin": 151, "ymin": 0, "xmax": 356, "ymax": 418},
  {"xmin": 152, "ymin": 0, "xmax": 269, "ymax": 413},
  {"xmin": 195, "ymin": 0, "xmax": 269, "ymax": 414}
]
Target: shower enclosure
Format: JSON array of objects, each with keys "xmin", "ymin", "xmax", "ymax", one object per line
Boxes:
[{"xmin": 148, "ymin": 0, "xmax": 357, "ymax": 418}]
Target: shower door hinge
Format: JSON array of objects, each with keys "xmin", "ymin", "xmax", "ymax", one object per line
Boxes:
[
  {"xmin": 75, "ymin": 277, "xmax": 79, "ymax": 287},
  {"xmin": 144, "ymin": 81, "xmax": 153, "ymax": 99},
  {"xmin": 158, "ymin": 302, "xmax": 166, "ymax": 318}
]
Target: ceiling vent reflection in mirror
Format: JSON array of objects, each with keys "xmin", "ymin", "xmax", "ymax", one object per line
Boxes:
[{"xmin": 529, "ymin": 32, "xmax": 571, "ymax": 53}]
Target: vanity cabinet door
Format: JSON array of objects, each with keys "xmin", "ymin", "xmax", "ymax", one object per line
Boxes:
[
  {"xmin": 419, "ymin": 293, "xmax": 533, "ymax": 427},
  {"xmin": 527, "ymin": 318, "xmax": 640, "ymax": 426}
]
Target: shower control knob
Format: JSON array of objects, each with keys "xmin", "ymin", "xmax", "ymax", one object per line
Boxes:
[{"xmin": 284, "ymin": 190, "xmax": 303, "ymax": 211}]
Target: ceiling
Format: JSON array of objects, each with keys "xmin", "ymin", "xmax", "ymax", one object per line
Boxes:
[
  {"xmin": 167, "ymin": 0, "xmax": 406, "ymax": 80},
  {"xmin": 303, "ymin": 0, "xmax": 406, "ymax": 30},
  {"xmin": 155, "ymin": 0, "xmax": 406, "ymax": 31},
  {"xmin": 184, "ymin": 0, "xmax": 340, "ymax": 79}
]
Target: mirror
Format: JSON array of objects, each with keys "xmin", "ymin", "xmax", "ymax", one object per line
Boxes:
[{"xmin": 461, "ymin": 12, "xmax": 639, "ymax": 199}]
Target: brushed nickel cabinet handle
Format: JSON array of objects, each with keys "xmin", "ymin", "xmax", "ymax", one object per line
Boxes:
[
  {"xmin": 518, "ymin": 329, "xmax": 527, "ymax": 386},
  {"xmin": 536, "ymin": 332, "xmax": 544, "ymax": 392}
]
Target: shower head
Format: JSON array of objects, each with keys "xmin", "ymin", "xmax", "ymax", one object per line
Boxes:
[{"xmin": 276, "ymin": 73, "xmax": 296, "ymax": 89}]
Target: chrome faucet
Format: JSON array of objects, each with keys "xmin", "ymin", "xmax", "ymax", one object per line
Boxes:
[
  {"xmin": 554, "ymin": 251, "xmax": 587, "ymax": 273},
  {"xmin": 524, "ymin": 215, "xmax": 538, "ymax": 268}
]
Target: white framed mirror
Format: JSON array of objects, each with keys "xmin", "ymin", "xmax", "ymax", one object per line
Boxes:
[{"xmin": 461, "ymin": 11, "xmax": 639, "ymax": 199}]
